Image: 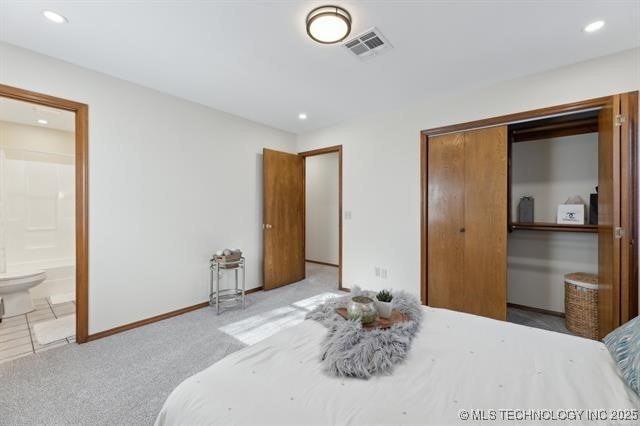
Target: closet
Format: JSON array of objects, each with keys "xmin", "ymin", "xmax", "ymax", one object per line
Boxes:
[
  {"xmin": 427, "ymin": 126, "xmax": 507, "ymax": 320},
  {"xmin": 421, "ymin": 92, "xmax": 638, "ymax": 338}
]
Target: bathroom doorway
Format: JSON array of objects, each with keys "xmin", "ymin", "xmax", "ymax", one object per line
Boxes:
[{"xmin": 0, "ymin": 84, "xmax": 88, "ymax": 360}]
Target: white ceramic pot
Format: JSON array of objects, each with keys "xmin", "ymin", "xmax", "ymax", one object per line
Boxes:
[{"xmin": 375, "ymin": 300, "xmax": 393, "ymax": 319}]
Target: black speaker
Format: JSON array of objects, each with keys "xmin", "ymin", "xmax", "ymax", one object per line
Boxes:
[{"xmin": 589, "ymin": 193, "xmax": 598, "ymax": 225}]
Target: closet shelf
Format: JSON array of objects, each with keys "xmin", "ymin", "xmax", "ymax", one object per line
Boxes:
[{"xmin": 510, "ymin": 222, "xmax": 598, "ymax": 233}]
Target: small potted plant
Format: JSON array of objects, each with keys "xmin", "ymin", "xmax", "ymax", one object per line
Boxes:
[{"xmin": 375, "ymin": 289, "xmax": 393, "ymax": 318}]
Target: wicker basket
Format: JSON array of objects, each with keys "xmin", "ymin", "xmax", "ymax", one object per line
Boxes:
[{"xmin": 564, "ymin": 272, "xmax": 599, "ymax": 339}]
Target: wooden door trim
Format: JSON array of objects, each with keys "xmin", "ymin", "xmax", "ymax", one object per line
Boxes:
[
  {"xmin": 299, "ymin": 145, "xmax": 344, "ymax": 290},
  {"xmin": 0, "ymin": 83, "xmax": 89, "ymax": 344},
  {"xmin": 420, "ymin": 92, "xmax": 638, "ymax": 323},
  {"xmin": 421, "ymin": 95, "xmax": 613, "ymax": 137}
]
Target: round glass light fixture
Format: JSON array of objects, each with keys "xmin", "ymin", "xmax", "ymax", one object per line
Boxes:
[
  {"xmin": 43, "ymin": 10, "xmax": 68, "ymax": 24},
  {"xmin": 584, "ymin": 20, "xmax": 605, "ymax": 33},
  {"xmin": 298, "ymin": 113, "xmax": 307, "ymax": 120},
  {"xmin": 306, "ymin": 5, "xmax": 352, "ymax": 44}
]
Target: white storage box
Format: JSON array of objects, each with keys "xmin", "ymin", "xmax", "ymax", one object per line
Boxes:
[{"xmin": 557, "ymin": 204, "xmax": 585, "ymax": 225}]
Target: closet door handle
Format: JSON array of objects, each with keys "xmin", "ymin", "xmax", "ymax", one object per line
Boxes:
[{"xmin": 459, "ymin": 227, "xmax": 466, "ymax": 233}]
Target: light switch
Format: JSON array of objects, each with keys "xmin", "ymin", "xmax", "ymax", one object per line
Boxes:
[{"xmin": 344, "ymin": 210, "xmax": 352, "ymax": 220}]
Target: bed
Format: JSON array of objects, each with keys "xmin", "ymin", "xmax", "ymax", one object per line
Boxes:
[{"xmin": 156, "ymin": 306, "xmax": 639, "ymax": 425}]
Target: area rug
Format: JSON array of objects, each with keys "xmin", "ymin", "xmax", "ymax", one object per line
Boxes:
[
  {"xmin": 33, "ymin": 314, "xmax": 75, "ymax": 345},
  {"xmin": 306, "ymin": 287, "xmax": 423, "ymax": 378}
]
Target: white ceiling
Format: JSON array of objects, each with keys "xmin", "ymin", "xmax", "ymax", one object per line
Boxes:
[
  {"xmin": 0, "ymin": 1, "xmax": 639, "ymax": 134},
  {"xmin": 0, "ymin": 96, "xmax": 75, "ymax": 132}
]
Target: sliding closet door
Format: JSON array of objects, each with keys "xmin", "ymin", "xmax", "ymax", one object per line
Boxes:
[
  {"xmin": 598, "ymin": 96, "xmax": 621, "ymax": 338},
  {"xmin": 427, "ymin": 126, "xmax": 507, "ymax": 320},
  {"xmin": 427, "ymin": 132, "xmax": 466, "ymax": 313},
  {"xmin": 463, "ymin": 127, "xmax": 507, "ymax": 320}
]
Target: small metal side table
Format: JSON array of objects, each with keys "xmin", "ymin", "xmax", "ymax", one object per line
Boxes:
[{"xmin": 209, "ymin": 256, "xmax": 246, "ymax": 314}]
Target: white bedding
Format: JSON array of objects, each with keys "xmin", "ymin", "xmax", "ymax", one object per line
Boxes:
[{"xmin": 156, "ymin": 307, "xmax": 639, "ymax": 425}]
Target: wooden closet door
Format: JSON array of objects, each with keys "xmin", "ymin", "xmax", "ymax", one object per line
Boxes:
[
  {"xmin": 427, "ymin": 132, "xmax": 465, "ymax": 313},
  {"xmin": 427, "ymin": 126, "xmax": 507, "ymax": 320},
  {"xmin": 463, "ymin": 126, "xmax": 507, "ymax": 320}
]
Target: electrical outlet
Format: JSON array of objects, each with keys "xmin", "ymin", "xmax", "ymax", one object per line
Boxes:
[
  {"xmin": 374, "ymin": 266, "xmax": 380, "ymax": 277},
  {"xmin": 381, "ymin": 268, "xmax": 388, "ymax": 279}
]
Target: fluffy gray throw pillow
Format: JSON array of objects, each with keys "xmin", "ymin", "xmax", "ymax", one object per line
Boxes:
[{"xmin": 306, "ymin": 287, "xmax": 423, "ymax": 379}]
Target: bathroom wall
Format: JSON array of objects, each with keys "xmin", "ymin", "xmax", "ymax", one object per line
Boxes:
[{"xmin": 0, "ymin": 120, "xmax": 76, "ymax": 298}]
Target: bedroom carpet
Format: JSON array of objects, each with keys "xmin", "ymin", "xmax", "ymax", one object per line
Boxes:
[{"xmin": 0, "ymin": 263, "xmax": 339, "ymax": 426}]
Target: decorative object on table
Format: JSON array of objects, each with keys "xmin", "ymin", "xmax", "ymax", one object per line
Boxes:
[
  {"xmin": 517, "ymin": 196, "xmax": 534, "ymax": 223},
  {"xmin": 346, "ymin": 296, "xmax": 378, "ymax": 324},
  {"xmin": 375, "ymin": 289, "xmax": 393, "ymax": 318},
  {"xmin": 335, "ymin": 307, "xmax": 408, "ymax": 329},
  {"xmin": 589, "ymin": 186, "xmax": 598, "ymax": 225},
  {"xmin": 306, "ymin": 287, "xmax": 423, "ymax": 378},
  {"xmin": 557, "ymin": 196, "xmax": 586, "ymax": 225},
  {"xmin": 564, "ymin": 272, "xmax": 599, "ymax": 339},
  {"xmin": 212, "ymin": 248, "xmax": 242, "ymax": 266},
  {"xmin": 209, "ymin": 251, "xmax": 245, "ymax": 314}
]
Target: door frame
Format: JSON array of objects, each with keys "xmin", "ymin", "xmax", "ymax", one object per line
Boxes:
[
  {"xmin": 420, "ymin": 93, "xmax": 638, "ymax": 326},
  {"xmin": 298, "ymin": 145, "xmax": 344, "ymax": 290},
  {"xmin": 0, "ymin": 84, "xmax": 89, "ymax": 344}
]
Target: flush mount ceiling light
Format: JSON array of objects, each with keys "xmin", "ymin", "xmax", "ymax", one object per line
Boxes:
[
  {"xmin": 37, "ymin": 119, "xmax": 48, "ymax": 124},
  {"xmin": 298, "ymin": 113, "xmax": 308, "ymax": 120},
  {"xmin": 43, "ymin": 10, "xmax": 68, "ymax": 24},
  {"xmin": 306, "ymin": 5, "xmax": 352, "ymax": 44},
  {"xmin": 584, "ymin": 20, "xmax": 605, "ymax": 33}
]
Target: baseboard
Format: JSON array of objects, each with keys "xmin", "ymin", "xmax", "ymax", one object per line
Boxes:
[
  {"xmin": 305, "ymin": 259, "xmax": 339, "ymax": 268},
  {"xmin": 507, "ymin": 302, "xmax": 565, "ymax": 318},
  {"xmin": 87, "ymin": 286, "xmax": 265, "ymax": 342}
]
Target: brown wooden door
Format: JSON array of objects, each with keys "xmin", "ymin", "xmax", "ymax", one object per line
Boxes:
[
  {"xmin": 428, "ymin": 126, "xmax": 507, "ymax": 320},
  {"xmin": 263, "ymin": 148, "xmax": 305, "ymax": 290},
  {"xmin": 598, "ymin": 96, "xmax": 622, "ymax": 338}
]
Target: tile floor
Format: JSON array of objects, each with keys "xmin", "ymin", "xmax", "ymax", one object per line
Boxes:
[{"xmin": 0, "ymin": 298, "xmax": 76, "ymax": 364}]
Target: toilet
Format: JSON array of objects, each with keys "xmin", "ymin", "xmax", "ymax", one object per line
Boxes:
[{"xmin": 0, "ymin": 271, "xmax": 46, "ymax": 318}]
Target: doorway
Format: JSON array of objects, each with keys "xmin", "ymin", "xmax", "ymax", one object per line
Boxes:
[
  {"xmin": 262, "ymin": 145, "xmax": 343, "ymax": 291},
  {"xmin": 0, "ymin": 84, "xmax": 88, "ymax": 347},
  {"xmin": 300, "ymin": 146, "xmax": 343, "ymax": 290}
]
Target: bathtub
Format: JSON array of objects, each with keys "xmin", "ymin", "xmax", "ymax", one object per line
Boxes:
[{"xmin": 4, "ymin": 259, "xmax": 75, "ymax": 300}]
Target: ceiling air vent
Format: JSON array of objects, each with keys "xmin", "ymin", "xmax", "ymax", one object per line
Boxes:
[{"xmin": 342, "ymin": 27, "xmax": 392, "ymax": 60}]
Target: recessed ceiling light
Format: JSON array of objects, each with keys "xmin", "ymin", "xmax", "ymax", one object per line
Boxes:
[
  {"xmin": 298, "ymin": 113, "xmax": 308, "ymax": 120},
  {"xmin": 43, "ymin": 10, "xmax": 68, "ymax": 24},
  {"xmin": 306, "ymin": 5, "xmax": 352, "ymax": 44},
  {"xmin": 37, "ymin": 119, "xmax": 48, "ymax": 125},
  {"xmin": 584, "ymin": 20, "xmax": 605, "ymax": 33}
]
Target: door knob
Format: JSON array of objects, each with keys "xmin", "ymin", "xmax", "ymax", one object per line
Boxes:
[{"xmin": 459, "ymin": 227, "xmax": 466, "ymax": 233}]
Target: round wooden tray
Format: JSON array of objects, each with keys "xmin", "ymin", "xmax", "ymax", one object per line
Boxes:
[{"xmin": 335, "ymin": 308, "xmax": 409, "ymax": 330}]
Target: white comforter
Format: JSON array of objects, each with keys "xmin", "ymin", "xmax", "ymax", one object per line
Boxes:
[{"xmin": 156, "ymin": 307, "xmax": 639, "ymax": 425}]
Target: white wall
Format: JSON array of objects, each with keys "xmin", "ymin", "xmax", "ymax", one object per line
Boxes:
[
  {"xmin": 305, "ymin": 152, "xmax": 339, "ymax": 265},
  {"xmin": 296, "ymin": 48, "xmax": 640, "ymax": 297},
  {"xmin": 508, "ymin": 134, "xmax": 598, "ymax": 313},
  {"xmin": 0, "ymin": 42, "xmax": 297, "ymax": 334}
]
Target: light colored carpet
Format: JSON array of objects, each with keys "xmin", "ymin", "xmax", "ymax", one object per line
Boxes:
[
  {"xmin": 0, "ymin": 263, "xmax": 339, "ymax": 425},
  {"xmin": 33, "ymin": 314, "xmax": 76, "ymax": 345}
]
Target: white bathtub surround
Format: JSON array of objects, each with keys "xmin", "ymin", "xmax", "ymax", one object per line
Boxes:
[
  {"xmin": 0, "ymin": 270, "xmax": 46, "ymax": 317},
  {"xmin": 33, "ymin": 314, "xmax": 75, "ymax": 345}
]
